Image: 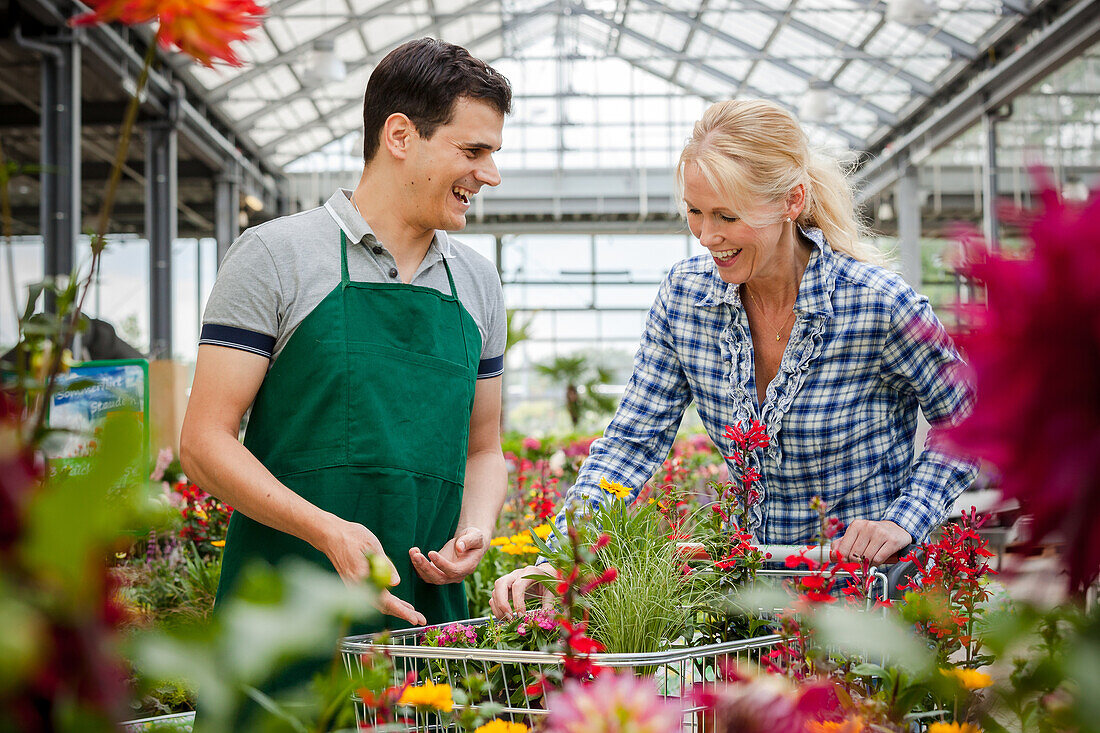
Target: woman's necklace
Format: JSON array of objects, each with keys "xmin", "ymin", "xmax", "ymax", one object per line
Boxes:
[{"xmin": 745, "ymin": 288, "xmax": 795, "ymax": 342}]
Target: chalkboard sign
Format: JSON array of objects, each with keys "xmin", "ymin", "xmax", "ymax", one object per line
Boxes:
[{"xmin": 48, "ymin": 359, "xmax": 149, "ymax": 481}]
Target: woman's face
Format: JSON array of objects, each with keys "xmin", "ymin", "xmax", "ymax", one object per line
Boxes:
[{"xmin": 682, "ymin": 162, "xmax": 786, "ymax": 286}]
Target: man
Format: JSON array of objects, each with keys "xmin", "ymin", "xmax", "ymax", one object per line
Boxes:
[{"xmin": 181, "ymin": 38, "xmax": 511, "ymax": 630}]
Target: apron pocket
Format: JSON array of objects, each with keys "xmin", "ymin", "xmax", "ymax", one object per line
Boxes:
[{"xmin": 346, "ymin": 343, "xmax": 474, "ymax": 483}]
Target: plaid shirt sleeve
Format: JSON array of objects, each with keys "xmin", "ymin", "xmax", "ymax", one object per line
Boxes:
[
  {"xmin": 878, "ymin": 287, "xmax": 979, "ymax": 540},
  {"xmin": 548, "ymin": 270, "xmax": 694, "ymax": 544}
]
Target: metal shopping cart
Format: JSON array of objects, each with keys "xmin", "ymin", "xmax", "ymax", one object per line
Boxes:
[{"xmin": 339, "ymin": 543, "xmax": 900, "ymax": 731}]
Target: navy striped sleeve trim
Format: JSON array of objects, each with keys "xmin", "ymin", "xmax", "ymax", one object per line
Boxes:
[
  {"xmin": 477, "ymin": 355, "xmax": 504, "ymax": 379},
  {"xmin": 199, "ymin": 324, "xmax": 276, "ymax": 358}
]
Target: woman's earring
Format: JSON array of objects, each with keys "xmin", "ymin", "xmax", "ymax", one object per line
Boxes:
[{"xmin": 785, "ymin": 216, "xmax": 792, "ymax": 223}]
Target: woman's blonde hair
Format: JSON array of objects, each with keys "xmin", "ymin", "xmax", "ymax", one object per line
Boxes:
[{"xmin": 676, "ymin": 99, "xmax": 886, "ymax": 266}]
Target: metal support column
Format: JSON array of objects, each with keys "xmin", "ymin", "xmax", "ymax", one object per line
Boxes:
[
  {"xmin": 214, "ymin": 163, "xmax": 240, "ymax": 268},
  {"xmin": 982, "ymin": 107, "xmax": 1011, "ymax": 250},
  {"xmin": 146, "ymin": 117, "xmax": 178, "ymax": 359},
  {"xmin": 896, "ymin": 163, "xmax": 922, "ymax": 289},
  {"xmin": 38, "ymin": 33, "xmax": 81, "ymax": 296}
]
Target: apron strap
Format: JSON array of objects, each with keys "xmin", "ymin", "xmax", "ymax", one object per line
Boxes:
[
  {"xmin": 339, "ymin": 231, "xmax": 351, "ymax": 286},
  {"xmin": 441, "ymin": 255, "xmax": 459, "ymax": 299},
  {"xmin": 441, "ymin": 255, "xmax": 472, "ymax": 369}
]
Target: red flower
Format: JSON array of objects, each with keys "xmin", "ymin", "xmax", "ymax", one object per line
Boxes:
[
  {"xmin": 579, "ymin": 567, "xmax": 618, "ymax": 596},
  {"xmin": 72, "ymin": 0, "xmax": 265, "ymax": 68},
  {"xmin": 941, "ymin": 182, "xmax": 1100, "ymax": 591},
  {"xmin": 725, "ymin": 420, "xmax": 770, "ymax": 451}
]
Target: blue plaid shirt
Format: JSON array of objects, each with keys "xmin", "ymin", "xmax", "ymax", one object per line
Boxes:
[{"xmin": 554, "ymin": 227, "xmax": 977, "ymax": 545}]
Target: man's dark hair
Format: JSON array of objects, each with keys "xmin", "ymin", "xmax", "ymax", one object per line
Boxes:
[{"xmin": 362, "ymin": 38, "xmax": 512, "ymax": 164}]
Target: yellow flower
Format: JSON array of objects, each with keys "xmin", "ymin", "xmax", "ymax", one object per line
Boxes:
[
  {"xmin": 398, "ymin": 680, "xmax": 453, "ymax": 712},
  {"xmin": 532, "ymin": 524, "xmax": 553, "ymax": 540},
  {"xmin": 509, "ymin": 533, "xmax": 534, "ymax": 545},
  {"xmin": 928, "ymin": 723, "xmax": 982, "ymax": 733},
  {"xmin": 474, "ymin": 721, "xmax": 528, "ymax": 733},
  {"xmin": 490, "ymin": 536, "xmax": 510, "ymax": 547},
  {"xmin": 941, "ymin": 668, "xmax": 994, "ymax": 690},
  {"xmin": 210, "ymin": 539, "xmax": 226, "ymax": 548},
  {"xmin": 599, "ymin": 477, "xmax": 631, "ymax": 500}
]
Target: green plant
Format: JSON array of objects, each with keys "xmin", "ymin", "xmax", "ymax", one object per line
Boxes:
[
  {"xmin": 130, "ymin": 559, "xmax": 380, "ymax": 732},
  {"xmin": 535, "ymin": 354, "xmax": 617, "ymax": 429},
  {"xmin": 535, "ymin": 494, "xmax": 717, "ymax": 655}
]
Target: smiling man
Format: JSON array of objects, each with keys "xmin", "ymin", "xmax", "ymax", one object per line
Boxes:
[{"xmin": 181, "ymin": 39, "xmax": 511, "ymax": 641}]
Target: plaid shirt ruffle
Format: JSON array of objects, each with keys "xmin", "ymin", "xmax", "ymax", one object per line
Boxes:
[{"xmin": 553, "ymin": 227, "xmax": 977, "ymax": 545}]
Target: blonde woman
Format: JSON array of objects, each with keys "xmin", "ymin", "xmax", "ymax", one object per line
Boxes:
[{"xmin": 490, "ymin": 100, "xmax": 976, "ymax": 618}]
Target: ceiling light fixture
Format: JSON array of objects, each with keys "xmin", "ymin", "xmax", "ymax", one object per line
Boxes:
[
  {"xmin": 303, "ymin": 38, "xmax": 346, "ymax": 86},
  {"xmin": 886, "ymin": 0, "xmax": 937, "ymax": 26},
  {"xmin": 800, "ymin": 81, "xmax": 837, "ymax": 121}
]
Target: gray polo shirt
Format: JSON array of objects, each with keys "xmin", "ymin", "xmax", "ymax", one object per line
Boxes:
[{"xmin": 200, "ymin": 189, "xmax": 506, "ymax": 378}]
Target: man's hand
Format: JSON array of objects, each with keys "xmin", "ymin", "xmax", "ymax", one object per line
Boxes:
[
  {"xmin": 317, "ymin": 516, "xmax": 425, "ymax": 627},
  {"xmin": 489, "ymin": 563, "xmax": 556, "ymax": 618},
  {"xmin": 409, "ymin": 527, "xmax": 487, "ymax": 585},
  {"xmin": 831, "ymin": 519, "xmax": 912, "ymax": 566}
]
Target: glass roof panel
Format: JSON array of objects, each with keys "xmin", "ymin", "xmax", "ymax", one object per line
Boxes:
[
  {"xmin": 793, "ymin": 7, "xmax": 881, "ymax": 48},
  {"xmin": 241, "ymin": 32, "xmax": 279, "ymax": 65},
  {"xmin": 941, "ymin": 11, "xmax": 1002, "ymax": 43},
  {"xmin": 744, "ymin": 63, "xmax": 806, "ymax": 96},
  {"xmin": 703, "ymin": 9, "xmax": 775, "ymax": 49},
  {"xmin": 263, "ymin": 16, "xmax": 298, "ymax": 57},
  {"xmin": 202, "ymin": 0, "xmax": 1066, "ymax": 174},
  {"xmin": 221, "ymin": 97, "xmax": 269, "ymax": 120},
  {"xmin": 359, "ymin": 13, "xmax": 427, "ymax": 48},
  {"xmin": 189, "ymin": 64, "xmax": 236, "ymax": 89}
]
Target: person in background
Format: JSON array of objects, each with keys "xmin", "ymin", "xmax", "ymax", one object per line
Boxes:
[
  {"xmin": 490, "ymin": 99, "xmax": 977, "ymax": 618},
  {"xmin": 182, "ymin": 38, "xmax": 511, "ymax": 634}
]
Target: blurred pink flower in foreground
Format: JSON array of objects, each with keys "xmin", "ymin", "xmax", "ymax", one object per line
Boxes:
[
  {"xmin": 545, "ymin": 671, "xmax": 681, "ymax": 733},
  {"xmin": 942, "ymin": 183, "xmax": 1100, "ymax": 591}
]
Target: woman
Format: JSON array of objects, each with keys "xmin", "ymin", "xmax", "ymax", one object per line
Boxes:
[{"xmin": 490, "ymin": 100, "xmax": 976, "ymax": 618}]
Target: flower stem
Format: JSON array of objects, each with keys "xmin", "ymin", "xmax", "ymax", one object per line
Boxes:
[{"xmin": 29, "ymin": 31, "xmax": 159, "ymax": 445}]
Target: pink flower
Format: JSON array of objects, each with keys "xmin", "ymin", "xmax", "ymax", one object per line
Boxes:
[
  {"xmin": 941, "ymin": 181, "xmax": 1100, "ymax": 591},
  {"xmin": 149, "ymin": 447, "xmax": 174, "ymax": 481},
  {"xmin": 695, "ymin": 674, "xmax": 805, "ymax": 733},
  {"xmin": 522, "ymin": 437, "xmax": 542, "ymax": 451},
  {"xmin": 545, "ymin": 671, "xmax": 682, "ymax": 733}
]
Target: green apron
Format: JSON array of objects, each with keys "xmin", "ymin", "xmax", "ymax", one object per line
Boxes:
[{"xmin": 215, "ymin": 230, "xmax": 480, "ymax": 630}]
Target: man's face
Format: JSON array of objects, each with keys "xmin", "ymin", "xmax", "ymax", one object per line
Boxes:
[{"xmin": 404, "ymin": 97, "xmax": 504, "ymax": 232}]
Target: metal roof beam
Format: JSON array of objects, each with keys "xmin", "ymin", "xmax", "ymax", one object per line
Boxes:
[
  {"xmin": 18, "ymin": 0, "xmax": 284, "ymax": 202},
  {"xmin": 256, "ymin": 0, "xmax": 556, "ymax": 156},
  {"xmin": 734, "ymin": 0, "xmax": 935, "ymax": 96},
  {"xmin": 206, "ymin": 0, "xmax": 417, "ymax": 103},
  {"xmin": 627, "ymin": 0, "xmax": 899, "ymax": 125},
  {"xmin": 854, "ymin": 0, "xmax": 1100, "ymax": 201},
  {"xmin": 845, "ymin": 0, "xmax": 978, "ymax": 59},
  {"xmin": 567, "ymin": 7, "xmax": 867, "ymax": 147},
  {"xmin": 669, "ymin": 0, "xmax": 713, "ymax": 84}
]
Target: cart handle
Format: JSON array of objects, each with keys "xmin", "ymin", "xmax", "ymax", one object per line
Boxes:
[{"xmin": 677, "ymin": 541, "xmax": 920, "ymax": 567}]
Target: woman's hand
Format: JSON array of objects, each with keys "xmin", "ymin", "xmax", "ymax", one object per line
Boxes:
[
  {"xmin": 831, "ymin": 519, "xmax": 912, "ymax": 566},
  {"xmin": 490, "ymin": 564, "xmax": 557, "ymax": 618}
]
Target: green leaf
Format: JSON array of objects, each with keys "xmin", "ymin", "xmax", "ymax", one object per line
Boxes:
[
  {"xmin": 850, "ymin": 662, "xmax": 888, "ymax": 678},
  {"xmin": 19, "ymin": 412, "xmax": 148, "ymax": 603}
]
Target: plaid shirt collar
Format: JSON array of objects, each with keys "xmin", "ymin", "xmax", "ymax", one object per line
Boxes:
[{"xmin": 692, "ymin": 226, "xmax": 836, "ymax": 318}]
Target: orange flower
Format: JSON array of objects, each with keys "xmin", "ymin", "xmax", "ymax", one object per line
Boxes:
[
  {"xmin": 808, "ymin": 718, "xmax": 864, "ymax": 733},
  {"xmin": 72, "ymin": 0, "xmax": 265, "ymax": 67},
  {"xmin": 928, "ymin": 723, "xmax": 982, "ymax": 733}
]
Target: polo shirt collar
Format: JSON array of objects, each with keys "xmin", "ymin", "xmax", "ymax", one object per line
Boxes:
[{"xmin": 324, "ymin": 189, "xmax": 454, "ymax": 258}]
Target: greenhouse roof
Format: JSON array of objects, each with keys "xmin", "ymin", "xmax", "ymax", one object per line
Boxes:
[{"xmin": 164, "ymin": 0, "xmax": 1034, "ymax": 172}]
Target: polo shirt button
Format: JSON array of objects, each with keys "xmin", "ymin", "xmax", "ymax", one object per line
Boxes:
[
  {"xmin": 372, "ymin": 245, "xmax": 383, "ymax": 255},
  {"xmin": 388, "ymin": 267, "xmax": 398, "ymax": 278}
]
